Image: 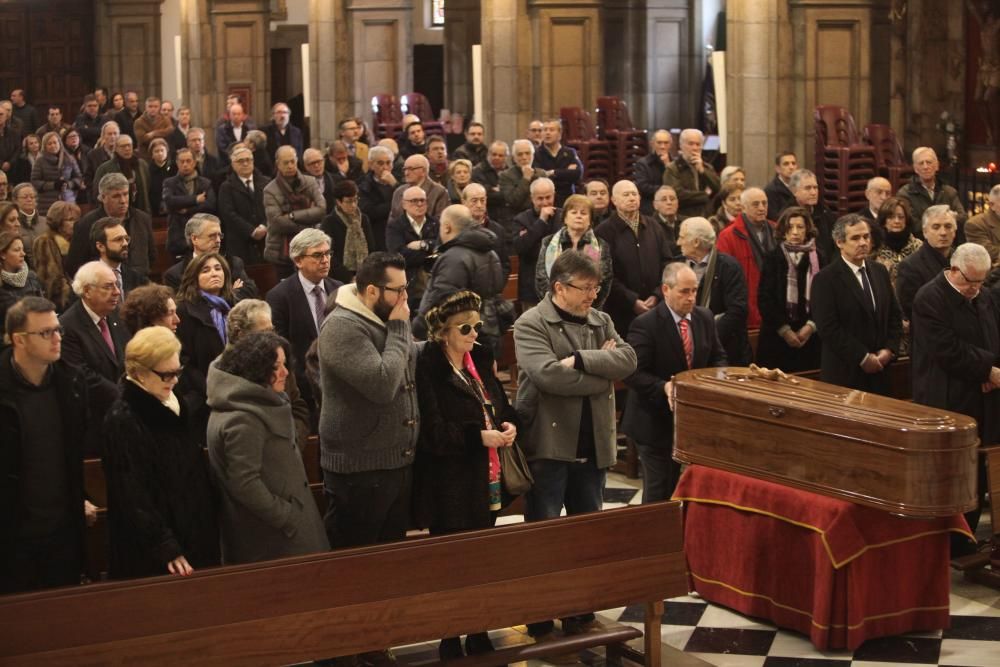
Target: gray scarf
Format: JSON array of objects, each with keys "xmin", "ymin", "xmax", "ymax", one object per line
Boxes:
[{"xmin": 1, "ymin": 262, "xmax": 28, "ymax": 288}]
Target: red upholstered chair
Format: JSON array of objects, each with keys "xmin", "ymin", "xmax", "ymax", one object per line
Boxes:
[
  {"xmin": 370, "ymin": 94, "xmax": 403, "ymax": 140},
  {"xmin": 596, "ymin": 96, "xmax": 649, "ymax": 181},
  {"xmin": 814, "ymin": 105, "xmax": 878, "ymax": 215},
  {"xmin": 863, "ymin": 123, "xmax": 914, "ymax": 192},
  {"xmin": 559, "ymin": 107, "xmax": 615, "ymax": 182},
  {"xmin": 400, "ymin": 92, "xmax": 445, "ymax": 137}
]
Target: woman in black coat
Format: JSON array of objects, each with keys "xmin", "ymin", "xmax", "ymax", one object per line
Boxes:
[
  {"xmin": 413, "ymin": 290, "xmax": 520, "ymax": 660},
  {"xmin": 103, "ymin": 326, "xmax": 219, "ymax": 580},
  {"xmin": 175, "ymin": 252, "xmax": 234, "ymax": 439},
  {"xmin": 756, "ymin": 207, "xmax": 824, "ymax": 372},
  {"xmin": 320, "ymin": 179, "xmax": 374, "ymax": 283}
]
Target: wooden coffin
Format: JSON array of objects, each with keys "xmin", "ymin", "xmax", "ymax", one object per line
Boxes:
[{"xmin": 672, "ymin": 367, "xmax": 979, "ymax": 518}]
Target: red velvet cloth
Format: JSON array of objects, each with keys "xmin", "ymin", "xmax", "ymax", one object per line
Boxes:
[{"xmin": 673, "ymin": 465, "xmax": 973, "ymax": 650}]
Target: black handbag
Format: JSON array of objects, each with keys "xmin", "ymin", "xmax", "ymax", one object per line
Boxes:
[{"xmin": 500, "ymin": 441, "xmax": 533, "ymax": 495}]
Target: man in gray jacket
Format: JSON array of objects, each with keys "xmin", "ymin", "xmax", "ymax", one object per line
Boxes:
[
  {"xmin": 317, "ymin": 251, "xmax": 417, "ymax": 551},
  {"xmin": 513, "ymin": 249, "xmax": 637, "ymax": 638}
]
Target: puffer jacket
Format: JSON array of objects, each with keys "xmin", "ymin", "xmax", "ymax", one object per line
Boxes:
[{"xmin": 417, "ymin": 226, "xmax": 505, "ymax": 326}]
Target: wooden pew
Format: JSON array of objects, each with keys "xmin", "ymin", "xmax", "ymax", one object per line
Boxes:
[{"xmin": 0, "ymin": 502, "xmax": 688, "ymax": 666}]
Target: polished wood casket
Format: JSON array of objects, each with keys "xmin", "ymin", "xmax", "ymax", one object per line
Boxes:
[{"xmin": 672, "ymin": 367, "xmax": 979, "ymax": 518}]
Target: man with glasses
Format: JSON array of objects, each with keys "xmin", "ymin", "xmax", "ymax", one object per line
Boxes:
[
  {"xmin": 60, "ymin": 261, "xmax": 133, "ymax": 454},
  {"xmin": 217, "ymin": 145, "xmax": 268, "ymax": 263},
  {"xmin": 389, "ymin": 153, "xmax": 448, "ymax": 220},
  {"xmin": 266, "ymin": 228, "xmax": 342, "ymax": 426},
  {"xmin": 513, "ymin": 250, "xmax": 636, "ymax": 641},
  {"xmin": 1, "ymin": 297, "xmax": 95, "ymax": 593},
  {"xmin": 263, "ymin": 102, "xmax": 304, "ymax": 162},
  {"xmin": 386, "ymin": 185, "xmax": 440, "ymax": 311},
  {"xmin": 859, "ymin": 176, "xmax": 892, "ymax": 224},
  {"xmin": 338, "ymin": 116, "xmax": 369, "ymax": 170},
  {"xmin": 318, "ymin": 251, "xmax": 415, "ymax": 547},
  {"xmin": 163, "ymin": 147, "xmax": 217, "ymax": 257},
  {"xmin": 358, "ymin": 145, "xmax": 398, "ymax": 251},
  {"xmin": 164, "ymin": 213, "xmax": 257, "ymax": 301},
  {"xmin": 911, "ymin": 242, "xmax": 999, "ymax": 554},
  {"xmin": 301, "ymin": 147, "xmax": 336, "ymax": 213},
  {"xmin": 90, "ymin": 217, "xmax": 148, "ymax": 299}
]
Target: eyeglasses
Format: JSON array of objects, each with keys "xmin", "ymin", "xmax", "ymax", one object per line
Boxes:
[
  {"xmin": 404, "ymin": 198, "xmax": 427, "ymax": 205},
  {"xmin": 17, "ymin": 325, "xmax": 63, "ymax": 340},
  {"xmin": 403, "ymin": 166, "xmax": 424, "ymax": 172},
  {"xmin": 563, "ymin": 282, "xmax": 600, "ymax": 295},
  {"xmin": 954, "ymin": 267, "xmax": 985, "ymax": 286},
  {"xmin": 455, "ymin": 321, "xmax": 483, "ymax": 336},
  {"xmin": 146, "ymin": 365, "xmax": 185, "ymax": 382},
  {"xmin": 304, "ymin": 250, "xmax": 332, "ymax": 260},
  {"xmin": 378, "ymin": 282, "xmax": 409, "ymax": 295}
]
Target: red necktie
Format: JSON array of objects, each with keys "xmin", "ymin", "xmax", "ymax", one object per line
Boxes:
[
  {"xmin": 679, "ymin": 318, "xmax": 693, "ymax": 369},
  {"xmin": 99, "ymin": 318, "xmax": 116, "ymax": 358}
]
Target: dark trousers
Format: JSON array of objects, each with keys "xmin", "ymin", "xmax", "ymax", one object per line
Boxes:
[
  {"xmin": 2, "ymin": 530, "xmax": 81, "ymax": 594},
  {"xmin": 633, "ymin": 440, "xmax": 682, "ymax": 503},
  {"xmin": 322, "ymin": 466, "xmax": 412, "ymax": 549}
]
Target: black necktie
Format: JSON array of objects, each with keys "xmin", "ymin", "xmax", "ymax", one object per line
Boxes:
[{"xmin": 859, "ymin": 266, "xmax": 875, "ymax": 312}]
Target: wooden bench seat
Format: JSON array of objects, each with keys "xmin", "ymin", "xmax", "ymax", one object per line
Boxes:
[{"xmin": 0, "ymin": 502, "xmax": 687, "ymax": 666}]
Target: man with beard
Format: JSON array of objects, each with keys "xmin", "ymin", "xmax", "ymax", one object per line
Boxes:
[
  {"xmin": 162, "ymin": 148, "xmax": 217, "ymax": 257},
  {"xmin": 453, "ymin": 121, "xmax": 488, "ymax": 166},
  {"xmin": 93, "ymin": 134, "xmax": 152, "ymax": 214},
  {"xmin": 66, "ymin": 172, "xmax": 156, "ymax": 278},
  {"xmin": 91, "ymin": 217, "xmax": 148, "ymax": 298}
]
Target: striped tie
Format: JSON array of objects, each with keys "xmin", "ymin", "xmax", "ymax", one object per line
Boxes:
[{"xmin": 679, "ymin": 318, "xmax": 693, "ymax": 368}]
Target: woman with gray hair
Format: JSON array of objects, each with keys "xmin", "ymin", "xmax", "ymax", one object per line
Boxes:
[{"xmin": 207, "ymin": 331, "xmax": 329, "ymax": 564}]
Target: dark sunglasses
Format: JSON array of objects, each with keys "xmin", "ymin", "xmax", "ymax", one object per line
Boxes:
[
  {"xmin": 147, "ymin": 365, "xmax": 185, "ymax": 382},
  {"xmin": 455, "ymin": 321, "xmax": 484, "ymax": 336}
]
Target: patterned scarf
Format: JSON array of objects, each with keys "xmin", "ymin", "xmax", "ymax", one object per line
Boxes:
[
  {"xmin": 336, "ymin": 205, "xmax": 369, "ymax": 272},
  {"xmin": 275, "ymin": 173, "xmax": 313, "ymax": 211},
  {"xmin": 543, "ymin": 227, "xmax": 603, "ymax": 280},
  {"xmin": 780, "ymin": 239, "xmax": 820, "ymax": 319},
  {"xmin": 456, "ymin": 351, "xmax": 502, "ymax": 511},
  {"xmin": 0, "ymin": 261, "xmax": 28, "ymax": 288},
  {"xmin": 200, "ymin": 290, "xmax": 231, "ymax": 344}
]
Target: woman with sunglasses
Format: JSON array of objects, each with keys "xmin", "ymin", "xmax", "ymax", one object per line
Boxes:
[
  {"xmin": 413, "ymin": 290, "xmax": 519, "ymax": 660},
  {"xmin": 102, "ymin": 325, "xmax": 220, "ymax": 580}
]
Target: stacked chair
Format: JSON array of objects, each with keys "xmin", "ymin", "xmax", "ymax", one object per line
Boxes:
[
  {"xmin": 400, "ymin": 92, "xmax": 445, "ymax": 137},
  {"xmin": 559, "ymin": 106, "xmax": 615, "ymax": 183},
  {"xmin": 813, "ymin": 105, "xmax": 878, "ymax": 215},
  {"xmin": 370, "ymin": 94, "xmax": 403, "ymax": 140},
  {"xmin": 863, "ymin": 123, "xmax": 914, "ymax": 192},
  {"xmin": 595, "ymin": 96, "xmax": 649, "ymax": 182}
]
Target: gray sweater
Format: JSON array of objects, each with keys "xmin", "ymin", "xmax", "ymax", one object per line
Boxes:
[{"xmin": 318, "ymin": 284, "xmax": 419, "ymax": 473}]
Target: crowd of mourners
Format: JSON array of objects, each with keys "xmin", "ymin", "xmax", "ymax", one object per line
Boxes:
[{"xmin": 3, "ymin": 84, "xmax": 1000, "ymax": 664}]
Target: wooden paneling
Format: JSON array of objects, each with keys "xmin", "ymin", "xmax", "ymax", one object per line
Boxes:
[{"xmin": 0, "ymin": 1, "xmax": 94, "ymax": 118}]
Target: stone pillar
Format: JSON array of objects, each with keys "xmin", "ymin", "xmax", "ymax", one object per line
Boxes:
[
  {"xmin": 480, "ymin": 0, "xmax": 532, "ymax": 142},
  {"xmin": 96, "ymin": 0, "xmax": 166, "ymax": 96},
  {"xmin": 443, "ymin": 0, "xmax": 480, "ymax": 118},
  {"xmin": 309, "ymin": 0, "xmax": 352, "ymax": 150},
  {"xmin": 725, "ymin": 0, "xmax": 784, "ymax": 184},
  {"xmin": 346, "ymin": 0, "xmax": 415, "ymax": 129},
  {"xmin": 528, "ymin": 0, "xmax": 604, "ymax": 121}
]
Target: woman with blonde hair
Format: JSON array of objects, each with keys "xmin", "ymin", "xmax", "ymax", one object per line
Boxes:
[
  {"xmin": 103, "ymin": 325, "xmax": 220, "ymax": 579},
  {"xmin": 30, "ymin": 201, "xmax": 80, "ymax": 310},
  {"xmin": 446, "ymin": 158, "xmax": 474, "ymax": 203},
  {"xmin": 534, "ymin": 194, "xmax": 613, "ymax": 307}
]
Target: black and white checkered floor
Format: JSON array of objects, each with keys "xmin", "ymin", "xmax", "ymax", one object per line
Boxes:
[{"xmin": 471, "ymin": 473, "xmax": 1000, "ymax": 667}]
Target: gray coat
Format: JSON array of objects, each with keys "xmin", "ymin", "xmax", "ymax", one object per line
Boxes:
[
  {"xmin": 318, "ymin": 284, "xmax": 419, "ymax": 474},
  {"xmin": 206, "ymin": 362, "xmax": 329, "ymax": 564},
  {"xmin": 513, "ymin": 294, "xmax": 637, "ymax": 469},
  {"xmin": 263, "ymin": 172, "xmax": 327, "ymax": 263},
  {"xmin": 499, "ymin": 165, "xmax": 547, "ymax": 218}
]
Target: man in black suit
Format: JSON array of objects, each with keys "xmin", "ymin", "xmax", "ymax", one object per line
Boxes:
[
  {"xmin": 895, "ymin": 205, "xmax": 958, "ymax": 322},
  {"xmin": 215, "ymin": 102, "xmax": 250, "ymax": 161},
  {"xmin": 60, "ymin": 261, "xmax": 132, "ymax": 456},
  {"xmin": 358, "ymin": 145, "xmax": 397, "ymax": 251},
  {"xmin": 217, "ymin": 145, "xmax": 268, "ymax": 264},
  {"xmin": 91, "ymin": 217, "xmax": 148, "ymax": 299},
  {"xmin": 858, "ymin": 176, "xmax": 892, "ymax": 223},
  {"xmin": 262, "ymin": 102, "xmax": 303, "ymax": 162},
  {"xmin": 622, "ymin": 262, "xmax": 727, "ymax": 501},
  {"xmin": 811, "ymin": 215, "xmax": 903, "ymax": 394},
  {"xmin": 764, "ymin": 151, "xmax": 798, "ymax": 221},
  {"xmin": 675, "ymin": 216, "xmax": 752, "ymax": 365},
  {"xmin": 266, "ymin": 228, "xmax": 343, "ymax": 428},
  {"xmin": 911, "ymin": 242, "xmax": 1000, "ymax": 551},
  {"xmin": 303, "ymin": 147, "xmax": 337, "ymax": 214},
  {"xmin": 112, "ymin": 91, "xmax": 141, "ymax": 142},
  {"xmin": 162, "ymin": 148, "xmax": 217, "ymax": 257},
  {"xmin": 163, "ymin": 213, "xmax": 257, "ymax": 302}
]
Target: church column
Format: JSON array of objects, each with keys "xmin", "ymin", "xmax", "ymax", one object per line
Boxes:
[
  {"xmin": 442, "ymin": 0, "xmax": 481, "ymax": 120},
  {"xmin": 96, "ymin": 0, "xmax": 166, "ymax": 96},
  {"xmin": 309, "ymin": 0, "xmax": 352, "ymax": 150},
  {"xmin": 480, "ymin": 0, "xmax": 532, "ymax": 141},
  {"xmin": 345, "ymin": 0, "xmax": 414, "ymax": 131}
]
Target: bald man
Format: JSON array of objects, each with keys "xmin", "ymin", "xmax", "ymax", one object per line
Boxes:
[
  {"xmin": 859, "ymin": 176, "xmax": 892, "ymax": 223},
  {"xmin": 716, "ymin": 187, "xmax": 777, "ymax": 328},
  {"xmin": 662, "ymin": 129, "xmax": 720, "ymax": 217},
  {"xmin": 388, "ymin": 154, "xmax": 448, "ymax": 220},
  {"xmin": 386, "ymin": 185, "xmax": 440, "ymax": 311}
]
